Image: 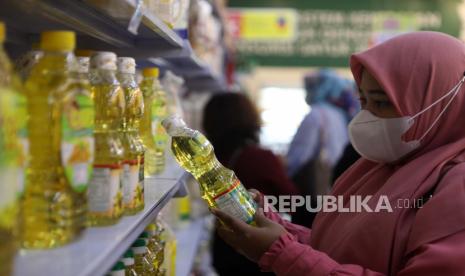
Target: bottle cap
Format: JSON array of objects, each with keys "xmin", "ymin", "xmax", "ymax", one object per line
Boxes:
[
  {"xmin": 131, "ymin": 238, "xmax": 147, "ymax": 247},
  {"xmin": 162, "ymin": 116, "xmax": 188, "ymax": 136},
  {"xmin": 0, "ymin": 22, "xmax": 5, "ymax": 43},
  {"xmin": 142, "ymin": 67, "xmax": 159, "ymax": 78},
  {"xmin": 40, "ymin": 31, "xmax": 75, "ymax": 51},
  {"xmin": 90, "ymin": 52, "xmax": 117, "ymax": 71},
  {"xmin": 76, "ymin": 57, "xmax": 90, "ymax": 73},
  {"xmin": 117, "ymin": 57, "xmax": 136, "ymax": 74},
  {"xmin": 123, "ymin": 249, "xmax": 134, "ymax": 258},
  {"xmin": 111, "ymin": 261, "xmax": 125, "ymax": 271},
  {"xmin": 139, "ymin": 232, "xmax": 149, "ymax": 239}
]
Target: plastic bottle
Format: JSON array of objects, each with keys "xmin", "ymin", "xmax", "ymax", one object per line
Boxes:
[
  {"xmin": 131, "ymin": 238, "xmax": 155, "ymax": 275},
  {"xmin": 107, "ymin": 261, "xmax": 126, "ymax": 276},
  {"xmin": 0, "ymin": 21, "xmax": 24, "ymax": 276},
  {"xmin": 14, "ymin": 42, "xmax": 42, "ymax": 82},
  {"xmin": 162, "ymin": 116, "xmax": 256, "ymax": 224},
  {"xmin": 139, "ymin": 67, "xmax": 168, "ymax": 175},
  {"xmin": 121, "ymin": 249, "xmax": 138, "ymax": 276},
  {"xmin": 61, "ymin": 56, "xmax": 94, "ymax": 224},
  {"xmin": 87, "ymin": 52, "xmax": 125, "ymax": 226},
  {"xmin": 117, "ymin": 57, "xmax": 145, "ymax": 215},
  {"xmin": 21, "ymin": 30, "xmax": 84, "ymax": 248}
]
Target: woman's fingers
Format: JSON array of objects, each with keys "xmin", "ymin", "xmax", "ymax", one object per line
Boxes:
[
  {"xmin": 211, "ymin": 208, "xmax": 251, "ymax": 233},
  {"xmin": 253, "ymin": 208, "xmax": 271, "ymax": 227}
]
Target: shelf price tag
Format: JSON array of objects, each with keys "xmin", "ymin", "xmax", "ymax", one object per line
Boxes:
[{"xmin": 128, "ymin": 0, "xmax": 145, "ymax": 34}]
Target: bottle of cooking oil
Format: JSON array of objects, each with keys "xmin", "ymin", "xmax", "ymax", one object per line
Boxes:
[
  {"xmin": 131, "ymin": 238, "xmax": 155, "ymax": 275},
  {"xmin": 145, "ymin": 225, "xmax": 165, "ymax": 274},
  {"xmin": 117, "ymin": 57, "xmax": 144, "ymax": 215},
  {"xmin": 121, "ymin": 249, "xmax": 139, "ymax": 276},
  {"xmin": 14, "ymin": 42, "xmax": 42, "ymax": 82},
  {"xmin": 107, "ymin": 261, "xmax": 126, "ymax": 276},
  {"xmin": 87, "ymin": 52, "xmax": 125, "ymax": 226},
  {"xmin": 62, "ymin": 57, "xmax": 93, "ymax": 221},
  {"xmin": 0, "ymin": 21, "xmax": 25, "ymax": 276},
  {"xmin": 21, "ymin": 30, "xmax": 84, "ymax": 248},
  {"xmin": 139, "ymin": 67, "xmax": 168, "ymax": 175},
  {"xmin": 162, "ymin": 116, "xmax": 256, "ymax": 224}
]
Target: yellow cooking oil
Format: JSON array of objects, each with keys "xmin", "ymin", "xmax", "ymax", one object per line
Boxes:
[
  {"xmin": 21, "ymin": 31, "xmax": 84, "ymax": 249},
  {"xmin": 162, "ymin": 116, "xmax": 256, "ymax": 224},
  {"xmin": 0, "ymin": 21, "xmax": 24, "ymax": 276},
  {"xmin": 131, "ymin": 238, "xmax": 155, "ymax": 275},
  {"xmin": 61, "ymin": 56, "xmax": 94, "ymax": 229},
  {"xmin": 87, "ymin": 52, "xmax": 125, "ymax": 226},
  {"xmin": 139, "ymin": 67, "xmax": 168, "ymax": 175},
  {"xmin": 121, "ymin": 249, "xmax": 139, "ymax": 276},
  {"xmin": 117, "ymin": 57, "xmax": 144, "ymax": 215}
]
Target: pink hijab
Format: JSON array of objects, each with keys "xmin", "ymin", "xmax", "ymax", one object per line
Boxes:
[{"xmin": 311, "ymin": 32, "xmax": 465, "ymax": 274}]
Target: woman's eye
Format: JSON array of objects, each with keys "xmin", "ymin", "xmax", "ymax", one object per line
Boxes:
[{"xmin": 374, "ymin": 101, "xmax": 391, "ymax": 108}]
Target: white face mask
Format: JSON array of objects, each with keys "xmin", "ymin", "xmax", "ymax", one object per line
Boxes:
[{"xmin": 349, "ymin": 76, "xmax": 465, "ymax": 163}]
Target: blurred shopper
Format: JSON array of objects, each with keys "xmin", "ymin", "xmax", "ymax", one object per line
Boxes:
[
  {"xmin": 212, "ymin": 31, "xmax": 465, "ymax": 275},
  {"xmin": 287, "ymin": 69, "xmax": 358, "ymax": 227},
  {"xmin": 203, "ymin": 92, "xmax": 298, "ymax": 276}
]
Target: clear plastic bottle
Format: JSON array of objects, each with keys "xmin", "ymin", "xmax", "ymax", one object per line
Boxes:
[
  {"xmin": 117, "ymin": 57, "xmax": 144, "ymax": 215},
  {"xmin": 121, "ymin": 249, "xmax": 139, "ymax": 276},
  {"xmin": 139, "ymin": 67, "xmax": 168, "ymax": 175},
  {"xmin": 87, "ymin": 52, "xmax": 125, "ymax": 226},
  {"xmin": 21, "ymin": 30, "xmax": 84, "ymax": 248},
  {"xmin": 162, "ymin": 116, "xmax": 256, "ymax": 224},
  {"xmin": 0, "ymin": 21, "xmax": 24, "ymax": 276},
  {"xmin": 61, "ymin": 56, "xmax": 94, "ymax": 228},
  {"xmin": 131, "ymin": 238, "xmax": 155, "ymax": 275}
]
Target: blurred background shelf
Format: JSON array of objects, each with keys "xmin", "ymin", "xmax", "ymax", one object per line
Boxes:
[
  {"xmin": 14, "ymin": 158, "xmax": 186, "ymax": 276},
  {"xmin": 175, "ymin": 217, "xmax": 209, "ymax": 276},
  {"xmin": 150, "ymin": 41, "xmax": 227, "ymax": 91}
]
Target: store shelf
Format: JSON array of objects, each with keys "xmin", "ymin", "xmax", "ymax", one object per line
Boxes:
[
  {"xmin": 14, "ymin": 158, "xmax": 187, "ymax": 276},
  {"xmin": 0, "ymin": 0, "xmax": 184, "ymax": 58},
  {"xmin": 175, "ymin": 217, "xmax": 209, "ymax": 276},
  {"xmin": 149, "ymin": 41, "xmax": 227, "ymax": 91}
]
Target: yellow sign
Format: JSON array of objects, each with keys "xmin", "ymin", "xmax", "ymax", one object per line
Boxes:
[{"xmin": 229, "ymin": 8, "xmax": 297, "ymax": 41}]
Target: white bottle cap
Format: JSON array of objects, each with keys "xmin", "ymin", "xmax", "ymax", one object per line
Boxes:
[
  {"xmin": 90, "ymin": 52, "xmax": 117, "ymax": 70},
  {"xmin": 162, "ymin": 116, "xmax": 188, "ymax": 136},
  {"xmin": 76, "ymin": 57, "xmax": 89, "ymax": 73},
  {"xmin": 117, "ymin": 57, "xmax": 136, "ymax": 74}
]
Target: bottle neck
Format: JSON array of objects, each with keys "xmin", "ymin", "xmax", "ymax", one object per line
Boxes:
[
  {"xmin": 90, "ymin": 69, "xmax": 119, "ymax": 85},
  {"xmin": 118, "ymin": 72, "xmax": 137, "ymax": 88}
]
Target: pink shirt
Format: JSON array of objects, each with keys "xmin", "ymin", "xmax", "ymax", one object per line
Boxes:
[{"xmin": 258, "ymin": 163, "xmax": 465, "ymax": 275}]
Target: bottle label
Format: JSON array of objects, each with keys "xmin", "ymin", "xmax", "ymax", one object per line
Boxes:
[
  {"xmin": 122, "ymin": 160, "xmax": 139, "ymax": 206},
  {"xmin": 139, "ymin": 156, "xmax": 145, "ymax": 184},
  {"xmin": 62, "ymin": 94, "xmax": 94, "ymax": 193},
  {"xmin": 213, "ymin": 180, "xmax": 255, "ymax": 224},
  {"xmin": 0, "ymin": 88, "xmax": 27, "ymax": 204},
  {"xmin": 88, "ymin": 165, "xmax": 121, "ymax": 213}
]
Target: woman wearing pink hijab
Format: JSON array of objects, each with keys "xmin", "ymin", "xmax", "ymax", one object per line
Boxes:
[{"xmin": 212, "ymin": 31, "xmax": 465, "ymax": 275}]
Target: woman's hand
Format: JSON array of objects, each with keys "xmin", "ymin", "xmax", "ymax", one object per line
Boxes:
[
  {"xmin": 212, "ymin": 207, "xmax": 286, "ymax": 262},
  {"xmin": 248, "ymin": 189, "xmax": 264, "ymax": 208}
]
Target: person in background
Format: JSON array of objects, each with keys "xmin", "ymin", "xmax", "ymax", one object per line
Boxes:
[
  {"xmin": 287, "ymin": 69, "xmax": 359, "ymax": 227},
  {"xmin": 203, "ymin": 92, "xmax": 298, "ymax": 276},
  {"xmin": 212, "ymin": 31, "xmax": 465, "ymax": 276}
]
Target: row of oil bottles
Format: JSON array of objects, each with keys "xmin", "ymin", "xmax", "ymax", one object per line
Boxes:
[
  {"xmin": 0, "ymin": 21, "xmax": 186, "ymax": 276},
  {"xmin": 106, "ymin": 218, "xmax": 177, "ymax": 276}
]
